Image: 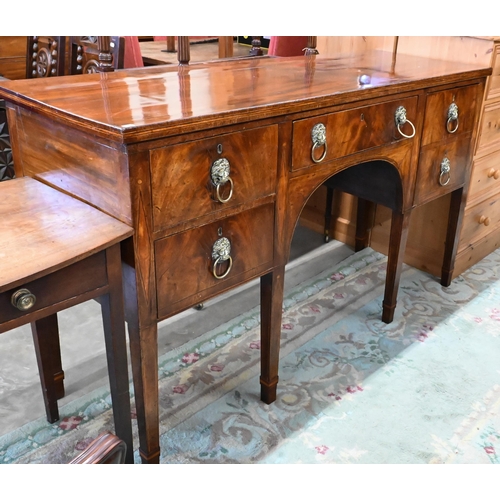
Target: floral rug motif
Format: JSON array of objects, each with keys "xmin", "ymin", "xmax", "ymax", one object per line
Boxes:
[{"xmin": 2, "ymin": 247, "xmax": 500, "ymax": 464}]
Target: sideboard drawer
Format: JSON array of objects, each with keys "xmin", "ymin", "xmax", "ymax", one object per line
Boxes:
[
  {"xmin": 459, "ymin": 193, "xmax": 500, "ymax": 251},
  {"xmin": 155, "ymin": 203, "xmax": 274, "ymax": 319},
  {"xmin": 421, "ymin": 84, "xmax": 480, "ymax": 147},
  {"xmin": 291, "ymin": 96, "xmax": 419, "ymax": 171},
  {"xmin": 413, "ymin": 135, "xmax": 471, "ymax": 206},
  {"xmin": 150, "ymin": 125, "xmax": 278, "ymax": 231}
]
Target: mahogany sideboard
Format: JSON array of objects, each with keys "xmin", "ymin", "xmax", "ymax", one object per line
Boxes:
[{"xmin": 0, "ymin": 52, "xmax": 490, "ymax": 463}]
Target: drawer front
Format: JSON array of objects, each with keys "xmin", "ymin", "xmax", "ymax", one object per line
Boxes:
[
  {"xmin": 291, "ymin": 96, "xmax": 419, "ymax": 171},
  {"xmin": 0, "ymin": 252, "xmax": 107, "ymax": 326},
  {"xmin": 467, "ymin": 151, "xmax": 500, "ymax": 202},
  {"xmin": 413, "ymin": 136, "xmax": 471, "ymax": 206},
  {"xmin": 421, "ymin": 84, "xmax": 480, "ymax": 147},
  {"xmin": 476, "ymin": 100, "xmax": 500, "ymax": 157},
  {"xmin": 459, "ymin": 193, "xmax": 500, "ymax": 251},
  {"xmin": 150, "ymin": 125, "xmax": 278, "ymax": 231},
  {"xmin": 155, "ymin": 203, "xmax": 274, "ymax": 318},
  {"xmin": 485, "ymin": 45, "xmax": 500, "ymax": 101}
]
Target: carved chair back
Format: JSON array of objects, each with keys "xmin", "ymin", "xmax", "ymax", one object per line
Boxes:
[
  {"xmin": 69, "ymin": 36, "xmax": 125, "ymax": 74},
  {"xmin": 26, "ymin": 36, "xmax": 66, "ymax": 78}
]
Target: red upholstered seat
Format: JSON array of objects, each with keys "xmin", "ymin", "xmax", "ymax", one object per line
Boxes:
[
  {"xmin": 123, "ymin": 36, "xmax": 144, "ymax": 68},
  {"xmin": 268, "ymin": 36, "xmax": 308, "ymax": 57}
]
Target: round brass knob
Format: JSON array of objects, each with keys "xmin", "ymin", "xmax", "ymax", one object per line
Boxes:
[
  {"xmin": 479, "ymin": 215, "xmax": 491, "ymax": 226},
  {"xmin": 487, "ymin": 168, "xmax": 500, "ymax": 180},
  {"xmin": 11, "ymin": 288, "xmax": 37, "ymax": 311}
]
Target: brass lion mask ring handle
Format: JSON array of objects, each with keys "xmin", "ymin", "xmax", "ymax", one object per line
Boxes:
[
  {"xmin": 446, "ymin": 102, "xmax": 459, "ymax": 134},
  {"xmin": 212, "ymin": 236, "xmax": 233, "ymax": 280},
  {"xmin": 439, "ymin": 157, "xmax": 451, "ymax": 186},
  {"xmin": 311, "ymin": 123, "xmax": 327, "ymax": 163},
  {"xmin": 395, "ymin": 106, "xmax": 416, "ymax": 139},
  {"xmin": 211, "ymin": 158, "xmax": 234, "ymax": 203}
]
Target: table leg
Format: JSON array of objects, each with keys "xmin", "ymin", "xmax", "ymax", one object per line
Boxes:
[
  {"xmin": 382, "ymin": 210, "xmax": 411, "ymax": 324},
  {"xmin": 31, "ymin": 314, "xmax": 64, "ymax": 423},
  {"xmin": 324, "ymin": 185, "xmax": 334, "ymax": 242},
  {"xmin": 128, "ymin": 321, "xmax": 159, "ymax": 464},
  {"xmin": 355, "ymin": 198, "xmax": 376, "ymax": 252},
  {"xmin": 441, "ymin": 188, "xmax": 465, "ymax": 287},
  {"xmin": 260, "ymin": 265, "xmax": 285, "ymax": 404},
  {"xmin": 122, "ymin": 263, "xmax": 160, "ymax": 464},
  {"xmin": 98, "ymin": 244, "xmax": 135, "ymax": 464}
]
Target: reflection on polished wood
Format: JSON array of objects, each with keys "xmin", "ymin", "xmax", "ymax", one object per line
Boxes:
[
  {"xmin": 0, "ymin": 52, "xmax": 490, "ymax": 464},
  {"xmin": 140, "ymin": 39, "xmax": 266, "ymax": 66}
]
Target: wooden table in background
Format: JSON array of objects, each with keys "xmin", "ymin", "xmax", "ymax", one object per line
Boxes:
[{"xmin": 0, "ymin": 177, "xmax": 134, "ymax": 463}]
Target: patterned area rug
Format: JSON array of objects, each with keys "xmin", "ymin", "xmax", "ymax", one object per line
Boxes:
[{"xmin": 2, "ymin": 247, "xmax": 500, "ymax": 464}]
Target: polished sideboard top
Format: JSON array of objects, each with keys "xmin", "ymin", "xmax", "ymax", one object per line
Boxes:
[{"xmin": 0, "ymin": 51, "xmax": 492, "ymax": 143}]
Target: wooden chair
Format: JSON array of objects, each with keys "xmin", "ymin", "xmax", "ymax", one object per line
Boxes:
[
  {"xmin": 69, "ymin": 36, "xmax": 125, "ymax": 74},
  {"xmin": 26, "ymin": 36, "xmax": 66, "ymax": 78},
  {"xmin": 70, "ymin": 432, "xmax": 128, "ymax": 464},
  {"xmin": 0, "ymin": 82, "xmax": 14, "ymax": 181}
]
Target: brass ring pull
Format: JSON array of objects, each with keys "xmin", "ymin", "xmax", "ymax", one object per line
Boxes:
[
  {"xmin": 11, "ymin": 288, "xmax": 36, "ymax": 311},
  {"xmin": 446, "ymin": 103, "xmax": 459, "ymax": 134},
  {"xmin": 212, "ymin": 255, "xmax": 233, "ymax": 280},
  {"xmin": 311, "ymin": 123, "xmax": 327, "ymax": 163},
  {"xmin": 394, "ymin": 106, "xmax": 416, "ymax": 139},
  {"xmin": 215, "ymin": 176, "xmax": 234, "ymax": 204},
  {"xmin": 479, "ymin": 215, "xmax": 490, "ymax": 226},
  {"xmin": 211, "ymin": 158, "xmax": 234, "ymax": 203},
  {"xmin": 439, "ymin": 157, "xmax": 451, "ymax": 186},
  {"xmin": 212, "ymin": 236, "xmax": 232, "ymax": 280}
]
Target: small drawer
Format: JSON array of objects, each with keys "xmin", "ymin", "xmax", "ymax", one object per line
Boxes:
[
  {"xmin": 467, "ymin": 151, "xmax": 500, "ymax": 202},
  {"xmin": 150, "ymin": 125, "xmax": 278, "ymax": 231},
  {"xmin": 155, "ymin": 203, "xmax": 274, "ymax": 319},
  {"xmin": 459, "ymin": 193, "xmax": 500, "ymax": 251},
  {"xmin": 485, "ymin": 45, "xmax": 500, "ymax": 101},
  {"xmin": 475, "ymin": 100, "xmax": 500, "ymax": 158},
  {"xmin": 291, "ymin": 96, "xmax": 419, "ymax": 171},
  {"xmin": 421, "ymin": 84, "xmax": 480, "ymax": 147},
  {"xmin": 413, "ymin": 135, "xmax": 471, "ymax": 206},
  {"xmin": 0, "ymin": 252, "xmax": 107, "ymax": 327}
]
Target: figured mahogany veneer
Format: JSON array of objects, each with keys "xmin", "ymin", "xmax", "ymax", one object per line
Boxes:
[{"xmin": 0, "ymin": 52, "xmax": 490, "ymax": 464}]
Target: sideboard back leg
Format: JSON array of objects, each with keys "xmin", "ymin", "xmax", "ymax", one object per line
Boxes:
[
  {"xmin": 441, "ymin": 188, "xmax": 466, "ymax": 287},
  {"xmin": 382, "ymin": 210, "xmax": 411, "ymax": 324}
]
